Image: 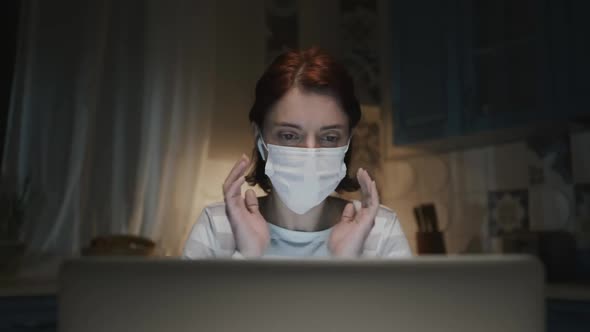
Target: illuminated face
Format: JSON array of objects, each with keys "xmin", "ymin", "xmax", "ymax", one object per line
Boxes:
[{"xmin": 262, "ymin": 87, "xmax": 350, "ymax": 148}]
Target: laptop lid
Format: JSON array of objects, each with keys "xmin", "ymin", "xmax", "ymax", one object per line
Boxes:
[{"xmin": 59, "ymin": 255, "xmax": 544, "ymax": 332}]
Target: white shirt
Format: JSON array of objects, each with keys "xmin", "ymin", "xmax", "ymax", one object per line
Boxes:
[{"xmin": 183, "ymin": 200, "xmax": 412, "ymax": 259}]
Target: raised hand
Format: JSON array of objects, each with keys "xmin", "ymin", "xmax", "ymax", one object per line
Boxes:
[
  {"xmin": 328, "ymin": 168, "xmax": 380, "ymax": 257},
  {"xmin": 223, "ymin": 154, "xmax": 270, "ymax": 257}
]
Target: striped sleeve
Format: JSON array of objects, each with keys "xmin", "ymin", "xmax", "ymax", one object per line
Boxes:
[
  {"xmin": 182, "ymin": 208, "xmax": 218, "ymax": 258},
  {"xmin": 182, "ymin": 203, "xmax": 237, "ymax": 259},
  {"xmin": 376, "ymin": 209, "xmax": 413, "ymax": 258}
]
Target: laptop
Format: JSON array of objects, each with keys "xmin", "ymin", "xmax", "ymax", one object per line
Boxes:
[{"xmin": 58, "ymin": 255, "xmax": 544, "ymax": 332}]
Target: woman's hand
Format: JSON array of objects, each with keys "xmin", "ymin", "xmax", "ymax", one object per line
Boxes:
[
  {"xmin": 328, "ymin": 168, "xmax": 380, "ymax": 258},
  {"xmin": 223, "ymin": 154, "xmax": 270, "ymax": 258}
]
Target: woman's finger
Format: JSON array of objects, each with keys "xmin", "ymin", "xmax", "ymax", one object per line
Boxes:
[
  {"xmin": 357, "ymin": 183, "xmax": 379, "ymax": 228},
  {"xmin": 226, "ymin": 173, "xmax": 247, "ymax": 201},
  {"xmin": 370, "ymin": 180, "xmax": 379, "ymax": 210},
  {"xmin": 358, "ymin": 168, "xmax": 372, "ymax": 208},
  {"xmin": 224, "ymin": 157, "xmax": 250, "ymax": 210},
  {"xmin": 357, "ymin": 168, "xmax": 368, "ymax": 196},
  {"xmin": 223, "ymin": 154, "xmax": 249, "ymax": 194},
  {"xmin": 245, "ymin": 189, "xmax": 260, "ymax": 214},
  {"xmin": 340, "ymin": 202, "xmax": 356, "ymax": 223}
]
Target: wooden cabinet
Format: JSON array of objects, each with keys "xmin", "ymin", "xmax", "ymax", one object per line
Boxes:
[
  {"xmin": 460, "ymin": 0, "xmax": 551, "ymax": 133},
  {"xmin": 391, "ymin": 0, "xmax": 461, "ymax": 144},
  {"xmin": 390, "ymin": 0, "xmax": 589, "ymax": 147}
]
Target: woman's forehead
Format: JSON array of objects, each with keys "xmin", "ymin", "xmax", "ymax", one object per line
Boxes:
[{"xmin": 265, "ymin": 88, "xmax": 348, "ymax": 129}]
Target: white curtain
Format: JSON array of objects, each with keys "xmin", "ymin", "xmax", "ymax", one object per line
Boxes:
[{"xmin": 2, "ymin": 0, "xmax": 216, "ymax": 256}]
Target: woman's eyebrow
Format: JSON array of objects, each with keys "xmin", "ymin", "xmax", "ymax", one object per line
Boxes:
[
  {"xmin": 273, "ymin": 122, "xmax": 344, "ymax": 130},
  {"xmin": 274, "ymin": 122, "xmax": 302, "ymax": 129},
  {"xmin": 320, "ymin": 125, "xmax": 345, "ymax": 130}
]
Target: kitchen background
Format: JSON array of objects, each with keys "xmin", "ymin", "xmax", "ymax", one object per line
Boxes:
[
  {"xmin": 1, "ymin": 1, "xmax": 589, "ymax": 331},
  {"xmin": 0, "ymin": 0, "xmax": 588, "ymax": 261},
  {"xmin": 191, "ymin": 0, "xmax": 590, "ymax": 258}
]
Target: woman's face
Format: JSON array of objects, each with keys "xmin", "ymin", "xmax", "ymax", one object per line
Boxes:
[{"xmin": 262, "ymin": 88, "xmax": 350, "ymax": 148}]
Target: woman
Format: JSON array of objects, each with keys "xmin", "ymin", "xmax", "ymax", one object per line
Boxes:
[{"xmin": 183, "ymin": 48, "xmax": 411, "ymax": 259}]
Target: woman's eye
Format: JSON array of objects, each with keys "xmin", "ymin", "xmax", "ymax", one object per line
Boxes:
[
  {"xmin": 280, "ymin": 133, "xmax": 298, "ymax": 141},
  {"xmin": 321, "ymin": 135, "xmax": 339, "ymax": 143}
]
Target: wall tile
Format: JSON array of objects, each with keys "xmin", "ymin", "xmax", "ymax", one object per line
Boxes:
[
  {"xmin": 528, "ymin": 185, "xmax": 575, "ymax": 232},
  {"xmin": 524, "ymin": 134, "xmax": 576, "ymax": 231},
  {"xmin": 486, "ymin": 142, "xmax": 528, "ymax": 191},
  {"xmin": 449, "ymin": 147, "xmax": 490, "ymax": 194},
  {"xmin": 446, "ymin": 191, "xmax": 487, "ymax": 253},
  {"xmin": 487, "ymin": 189, "xmax": 529, "ymax": 236}
]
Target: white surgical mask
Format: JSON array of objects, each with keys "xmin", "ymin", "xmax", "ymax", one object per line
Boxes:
[{"xmin": 257, "ymin": 136, "xmax": 349, "ymax": 215}]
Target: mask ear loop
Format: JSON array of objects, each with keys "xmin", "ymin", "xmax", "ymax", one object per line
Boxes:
[
  {"xmin": 256, "ymin": 137, "xmax": 267, "ymax": 161},
  {"xmin": 254, "ymin": 126, "xmax": 268, "ymax": 161},
  {"xmin": 344, "ymin": 134, "xmax": 353, "ymax": 153},
  {"xmin": 337, "ymin": 135, "xmax": 353, "ymax": 177}
]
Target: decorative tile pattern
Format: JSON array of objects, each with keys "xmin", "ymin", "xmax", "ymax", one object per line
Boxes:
[
  {"xmin": 525, "ymin": 133, "xmax": 575, "ymax": 231},
  {"xmin": 488, "ymin": 189, "xmax": 529, "ymax": 236},
  {"xmin": 528, "ymin": 185, "xmax": 574, "ymax": 231},
  {"xmin": 525, "ymin": 133, "xmax": 573, "ymax": 185}
]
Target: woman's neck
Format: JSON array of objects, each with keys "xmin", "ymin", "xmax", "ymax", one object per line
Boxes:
[{"xmin": 261, "ymin": 192, "xmax": 344, "ymax": 232}]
